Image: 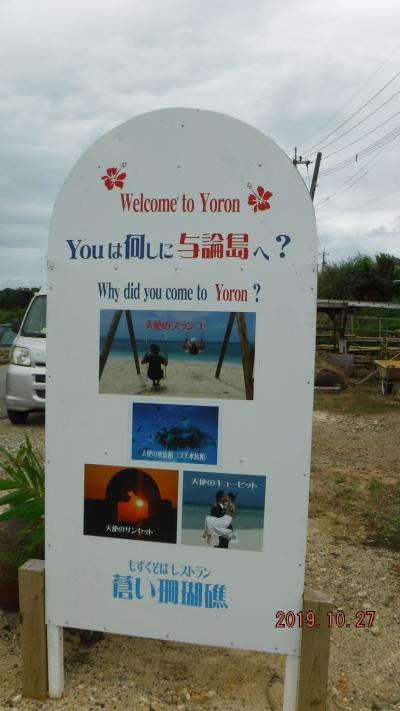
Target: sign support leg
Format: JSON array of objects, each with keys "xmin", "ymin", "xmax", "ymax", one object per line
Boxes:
[
  {"xmin": 47, "ymin": 624, "xmax": 64, "ymax": 698},
  {"xmin": 19, "ymin": 560, "xmax": 47, "ymax": 700},
  {"xmin": 283, "ymin": 654, "xmax": 300, "ymax": 711},
  {"xmin": 297, "ymin": 587, "xmax": 332, "ymax": 711}
]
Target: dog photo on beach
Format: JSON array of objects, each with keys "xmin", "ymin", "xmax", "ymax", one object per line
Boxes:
[
  {"xmin": 98, "ymin": 308, "xmax": 256, "ymax": 400},
  {"xmin": 131, "ymin": 403, "xmax": 219, "ymax": 465},
  {"xmin": 181, "ymin": 471, "xmax": 266, "ymax": 551}
]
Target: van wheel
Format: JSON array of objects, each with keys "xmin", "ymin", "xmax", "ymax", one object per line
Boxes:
[{"xmin": 7, "ymin": 410, "xmax": 28, "ymax": 425}]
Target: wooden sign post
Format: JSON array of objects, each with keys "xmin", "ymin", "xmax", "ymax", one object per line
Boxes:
[{"xmin": 19, "ymin": 567, "xmax": 332, "ymax": 708}]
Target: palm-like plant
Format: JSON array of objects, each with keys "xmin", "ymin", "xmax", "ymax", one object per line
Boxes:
[{"xmin": 0, "ymin": 436, "xmax": 45, "ymax": 567}]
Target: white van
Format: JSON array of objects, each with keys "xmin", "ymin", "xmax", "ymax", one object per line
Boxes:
[{"xmin": 6, "ymin": 289, "xmax": 46, "ymax": 424}]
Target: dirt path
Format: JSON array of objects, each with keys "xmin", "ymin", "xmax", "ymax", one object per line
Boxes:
[
  {"xmin": 0, "ymin": 410, "xmax": 399, "ymax": 711},
  {"xmin": 309, "ymin": 411, "xmax": 400, "ymax": 711}
]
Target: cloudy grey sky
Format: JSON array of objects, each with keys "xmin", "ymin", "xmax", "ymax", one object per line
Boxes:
[{"xmin": 1, "ymin": 0, "xmax": 399, "ymax": 288}]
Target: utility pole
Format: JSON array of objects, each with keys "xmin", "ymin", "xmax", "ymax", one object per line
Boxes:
[
  {"xmin": 318, "ymin": 248, "xmax": 330, "ymax": 271},
  {"xmin": 293, "ymin": 148, "xmax": 322, "ymax": 202},
  {"xmin": 321, "ymin": 248, "xmax": 329, "ymax": 270},
  {"xmin": 293, "ymin": 147, "xmax": 311, "ymax": 169},
  {"xmin": 310, "ymin": 151, "xmax": 322, "ymax": 201}
]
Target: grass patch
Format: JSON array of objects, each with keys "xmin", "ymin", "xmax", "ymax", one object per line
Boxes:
[
  {"xmin": 328, "ymin": 475, "xmax": 400, "ymax": 551},
  {"xmin": 333, "ymin": 478, "xmax": 359, "ymax": 513},
  {"xmin": 314, "ymin": 376, "xmax": 399, "ymax": 416},
  {"xmin": 361, "ymin": 479, "xmax": 400, "ymax": 550},
  {"xmin": 65, "ymin": 645, "xmax": 92, "ymax": 671}
]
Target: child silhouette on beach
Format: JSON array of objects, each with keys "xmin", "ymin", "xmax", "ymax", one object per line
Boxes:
[{"xmin": 141, "ymin": 344, "xmax": 168, "ymax": 388}]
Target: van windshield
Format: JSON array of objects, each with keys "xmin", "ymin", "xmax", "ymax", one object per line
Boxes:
[{"xmin": 21, "ymin": 295, "xmax": 47, "ymax": 338}]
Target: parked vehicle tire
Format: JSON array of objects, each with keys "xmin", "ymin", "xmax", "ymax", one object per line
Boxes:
[{"xmin": 7, "ymin": 410, "xmax": 28, "ymax": 425}]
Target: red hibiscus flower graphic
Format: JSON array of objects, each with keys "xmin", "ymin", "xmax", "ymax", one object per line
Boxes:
[
  {"xmin": 101, "ymin": 165, "xmax": 127, "ymax": 190},
  {"xmin": 247, "ymin": 183, "xmax": 273, "ymax": 212}
]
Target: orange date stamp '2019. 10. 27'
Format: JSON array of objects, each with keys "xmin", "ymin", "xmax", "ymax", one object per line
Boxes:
[{"xmin": 275, "ymin": 610, "xmax": 376, "ymax": 629}]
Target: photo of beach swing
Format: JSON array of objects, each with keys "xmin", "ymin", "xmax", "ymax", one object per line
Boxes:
[
  {"xmin": 98, "ymin": 309, "xmax": 256, "ymax": 400},
  {"xmin": 83, "ymin": 464, "xmax": 178, "ymax": 544},
  {"xmin": 181, "ymin": 471, "xmax": 266, "ymax": 552}
]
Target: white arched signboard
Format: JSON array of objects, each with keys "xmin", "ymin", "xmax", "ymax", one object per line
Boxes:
[{"xmin": 46, "ymin": 108, "xmax": 317, "ymax": 655}]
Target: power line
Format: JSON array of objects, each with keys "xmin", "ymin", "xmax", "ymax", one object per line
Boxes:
[
  {"xmin": 321, "ymin": 124, "xmax": 400, "ymax": 174},
  {"xmin": 318, "ymin": 183, "xmax": 400, "ymax": 217},
  {"xmin": 318, "ymin": 172, "xmax": 368, "ymax": 206},
  {"xmin": 298, "ymin": 53, "xmax": 400, "ymax": 214},
  {"xmin": 354, "ymin": 125, "xmax": 400, "ymax": 155},
  {"xmin": 298, "ymin": 42, "xmax": 400, "ymax": 150},
  {"xmin": 343, "ymin": 184, "xmax": 400, "ymax": 212},
  {"xmin": 324, "ymin": 111, "xmax": 400, "ymax": 159},
  {"xmin": 316, "ymin": 164, "xmax": 369, "ymax": 206},
  {"xmin": 317, "ymin": 134, "xmax": 400, "ymax": 214},
  {"xmin": 303, "ymin": 68, "xmax": 400, "ymax": 154},
  {"xmin": 316, "ymin": 135, "xmax": 400, "ymax": 214},
  {"xmin": 320, "ymin": 126, "xmax": 400, "ymax": 176},
  {"xmin": 309, "ymin": 84, "xmax": 400, "ymax": 155},
  {"xmin": 317, "ymin": 160, "xmax": 374, "ymax": 207},
  {"xmin": 343, "ymin": 165, "xmax": 369, "ymax": 183}
]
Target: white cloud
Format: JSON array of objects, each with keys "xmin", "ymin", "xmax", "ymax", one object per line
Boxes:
[{"xmin": 1, "ymin": 0, "xmax": 400, "ymax": 287}]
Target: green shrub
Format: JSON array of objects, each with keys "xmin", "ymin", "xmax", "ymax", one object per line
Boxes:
[{"xmin": 0, "ymin": 437, "xmax": 45, "ymax": 567}]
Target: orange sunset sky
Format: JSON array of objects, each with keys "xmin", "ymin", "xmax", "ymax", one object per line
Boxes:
[{"xmin": 84, "ymin": 464, "xmax": 178, "ymax": 508}]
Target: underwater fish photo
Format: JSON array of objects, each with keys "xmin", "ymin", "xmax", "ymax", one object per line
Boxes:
[{"xmin": 131, "ymin": 403, "xmax": 219, "ymax": 465}]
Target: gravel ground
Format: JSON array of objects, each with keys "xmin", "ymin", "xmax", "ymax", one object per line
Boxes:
[{"xmin": 0, "ymin": 408, "xmax": 399, "ymax": 711}]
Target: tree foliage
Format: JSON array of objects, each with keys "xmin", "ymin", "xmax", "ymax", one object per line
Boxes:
[
  {"xmin": 0, "ymin": 287, "xmax": 39, "ymax": 323},
  {"xmin": 318, "ymin": 253, "xmax": 400, "ymax": 302}
]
